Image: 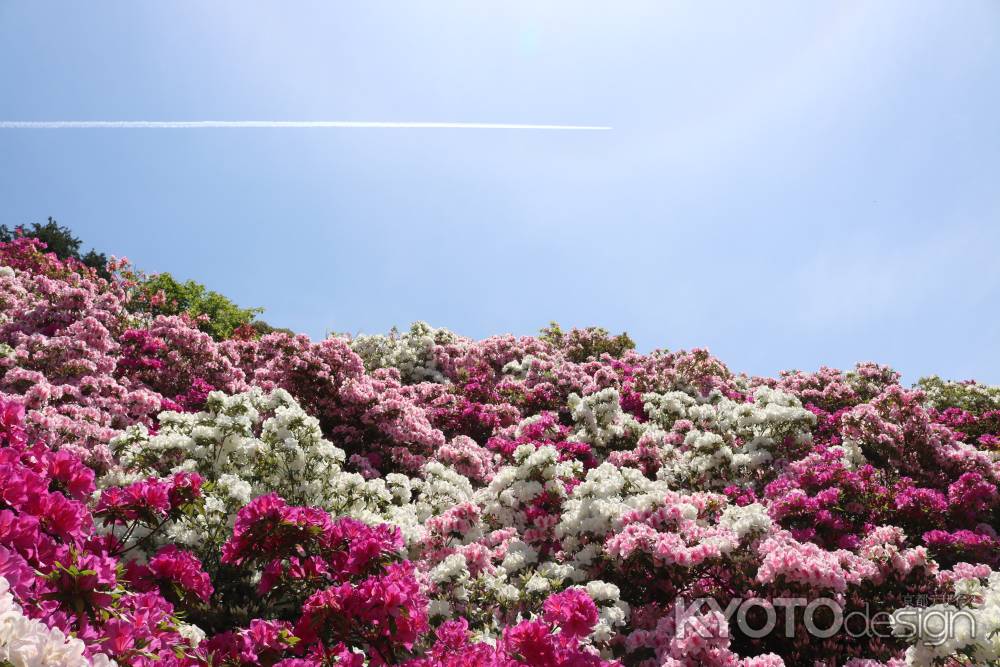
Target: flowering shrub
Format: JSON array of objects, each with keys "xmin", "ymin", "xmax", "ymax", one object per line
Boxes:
[{"xmin": 1, "ymin": 236, "xmax": 1000, "ymax": 665}]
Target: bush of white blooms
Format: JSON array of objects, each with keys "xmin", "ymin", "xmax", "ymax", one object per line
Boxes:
[
  {"xmin": 643, "ymin": 386, "xmax": 816, "ymax": 488},
  {"xmin": 350, "ymin": 321, "xmax": 457, "ymax": 384},
  {"xmin": 568, "ymin": 388, "xmax": 645, "ymax": 452},
  {"xmin": 479, "ymin": 444, "xmax": 580, "ymax": 530},
  {"xmin": 557, "ymin": 462, "xmax": 660, "ymax": 569},
  {"xmin": 98, "ymin": 388, "xmax": 480, "ymax": 555},
  {"xmin": 892, "ymin": 571, "xmax": 1000, "ymax": 666}
]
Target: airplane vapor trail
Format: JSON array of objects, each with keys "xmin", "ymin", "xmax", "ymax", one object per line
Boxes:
[{"xmin": 0, "ymin": 120, "xmax": 611, "ymax": 130}]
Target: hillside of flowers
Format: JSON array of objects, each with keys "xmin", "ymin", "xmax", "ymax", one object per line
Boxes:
[{"xmin": 1, "ymin": 235, "xmax": 999, "ymax": 667}]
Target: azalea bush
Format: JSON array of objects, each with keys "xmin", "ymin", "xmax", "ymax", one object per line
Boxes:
[{"xmin": 1, "ymin": 236, "xmax": 999, "ymax": 666}]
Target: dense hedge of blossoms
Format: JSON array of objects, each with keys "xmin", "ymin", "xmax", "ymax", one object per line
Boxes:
[{"xmin": 1, "ymin": 237, "xmax": 999, "ymax": 666}]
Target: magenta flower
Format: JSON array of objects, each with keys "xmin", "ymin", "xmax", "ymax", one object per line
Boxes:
[{"xmin": 543, "ymin": 588, "xmax": 600, "ymax": 638}]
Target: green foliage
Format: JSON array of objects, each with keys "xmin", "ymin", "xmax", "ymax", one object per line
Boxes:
[
  {"xmin": 917, "ymin": 375, "xmax": 1000, "ymax": 415},
  {"xmin": 539, "ymin": 321, "xmax": 636, "ymax": 362},
  {"xmin": 134, "ymin": 272, "xmax": 263, "ymax": 340},
  {"xmin": 0, "ymin": 217, "xmax": 109, "ymax": 278},
  {"xmin": 250, "ymin": 319, "xmax": 296, "ymax": 337}
]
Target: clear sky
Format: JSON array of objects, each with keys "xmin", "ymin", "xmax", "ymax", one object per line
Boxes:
[{"xmin": 1, "ymin": 1, "xmax": 999, "ymax": 384}]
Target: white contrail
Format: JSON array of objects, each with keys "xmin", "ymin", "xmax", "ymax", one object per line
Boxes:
[{"xmin": 0, "ymin": 120, "xmax": 611, "ymax": 130}]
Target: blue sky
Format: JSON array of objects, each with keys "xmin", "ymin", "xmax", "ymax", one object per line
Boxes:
[{"xmin": 1, "ymin": 1, "xmax": 999, "ymax": 384}]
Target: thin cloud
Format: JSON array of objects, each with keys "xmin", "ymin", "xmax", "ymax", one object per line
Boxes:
[{"xmin": 0, "ymin": 121, "xmax": 611, "ymax": 130}]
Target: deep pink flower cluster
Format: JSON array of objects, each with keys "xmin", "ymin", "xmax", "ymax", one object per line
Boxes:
[
  {"xmin": 128, "ymin": 544, "xmax": 214, "ymax": 604},
  {"xmin": 765, "ymin": 448, "xmax": 892, "ymax": 549},
  {"xmin": 542, "ymin": 588, "xmax": 600, "ymax": 638},
  {"xmin": 407, "ymin": 603, "xmax": 613, "ymax": 667},
  {"xmin": 0, "ymin": 394, "xmax": 204, "ymax": 666},
  {"xmin": 94, "ymin": 472, "xmax": 203, "ymax": 533},
  {"xmin": 209, "ymin": 494, "xmax": 427, "ymax": 664},
  {"xmin": 296, "ymin": 561, "xmax": 427, "ymax": 664}
]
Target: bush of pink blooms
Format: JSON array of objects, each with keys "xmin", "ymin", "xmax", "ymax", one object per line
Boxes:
[{"xmin": 1, "ymin": 236, "xmax": 999, "ymax": 666}]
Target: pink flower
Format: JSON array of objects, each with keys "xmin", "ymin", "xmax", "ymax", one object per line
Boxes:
[
  {"xmin": 94, "ymin": 478, "xmax": 171, "ymax": 525},
  {"xmin": 0, "ymin": 397, "xmax": 27, "ymax": 448},
  {"xmin": 166, "ymin": 471, "xmax": 203, "ymax": 509},
  {"xmin": 543, "ymin": 588, "xmax": 600, "ymax": 638},
  {"xmin": 503, "ymin": 619, "xmax": 557, "ymax": 666},
  {"xmin": 45, "ymin": 449, "xmax": 95, "ymax": 500},
  {"xmin": 138, "ymin": 544, "xmax": 213, "ymax": 603}
]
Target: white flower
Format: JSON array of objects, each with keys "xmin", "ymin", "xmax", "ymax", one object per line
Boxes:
[
  {"xmin": 428, "ymin": 599, "xmax": 453, "ymax": 618},
  {"xmin": 525, "ymin": 574, "xmax": 551, "ymax": 594},
  {"xmin": 585, "ymin": 580, "xmax": 621, "ymax": 602},
  {"xmin": 719, "ymin": 503, "xmax": 773, "ymax": 539},
  {"xmin": 177, "ymin": 622, "xmax": 206, "ymax": 647},
  {"xmin": 217, "ymin": 474, "xmax": 253, "ymax": 505},
  {"xmin": 431, "ymin": 553, "xmax": 470, "ymax": 585},
  {"xmin": 350, "ymin": 321, "xmax": 456, "ymax": 384},
  {"xmin": 647, "ymin": 388, "xmax": 814, "ymax": 489},
  {"xmin": 568, "ymin": 388, "xmax": 645, "ymax": 451},
  {"xmin": 501, "ymin": 540, "xmax": 538, "ymax": 573},
  {"xmin": 893, "ymin": 570, "xmax": 1000, "ymax": 665}
]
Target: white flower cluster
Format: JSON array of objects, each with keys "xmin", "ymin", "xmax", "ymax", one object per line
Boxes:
[
  {"xmin": 568, "ymin": 388, "xmax": 645, "ymax": 451},
  {"xmin": 585, "ymin": 580, "xmax": 630, "ymax": 644},
  {"xmin": 646, "ymin": 386, "xmax": 815, "ymax": 488},
  {"xmin": 641, "ymin": 390, "xmax": 700, "ymax": 427},
  {"xmin": 892, "ymin": 570, "xmax": 1000, "ymax": 666},
  {"xmin": 0, "ymin": 266, "xmax": 14, "ymax": 279},
  {"xmin": 508, "ymin": 560, "xmax": 577, "ymax": 606},
  {"xmin": 557, "ymin": 463, "xmax": 658, "ymax": 554},
  {"xmin": 426, "ymin": 548, "xmax": 509, "ymax": 625},
  {"xmin": 106, "ymin": 388, "xmax": 347, "ymax": 505},
  {"xmin": 501, "ymin": 539, "xmax": 540, "ymax": 574},
  {"xmin": 718, "ymin": 502, "xmax": 774, "ymax": 539},
  {"xmin": 432, "ymin": 556, "xmax": 629, "ymax": 643},
  {"xmin": 100, "ymin": 388, "xmax": 407, "ymax": 552},
  {"xmin": 176, "ymin": 622, "xmax": 206, "ymax": 649},
  {"xmin": 557, "ymin": 465, "xmax": 773, "ymax": 582},
  {"xmin": 479, "ymin": 444, "xmax": 580, "ymax": 530},
  {"xmin": 411, "ymin": 461, "xmax": 475, "ymax": 522},
  {"xmin": 101, "ymin": 387, "xmax": 490, "ymax": 554},
  {"xmin": 501, "ymin": 354, "xmax": 537, "ymax": 380},
  {"xmin": 423, "ymin": 535, "xmax": 579, "ymax": 632},
  {"xmin": 349, "ymin": 321, "xmax": 456, "ymax": 384},
  {"xmin": 0, "ymin": 576, "xmax": 116, "ymax": 667},
  {"xmin": 427, "ymin": 552, "xmax": 472, "ymax": 619}
]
